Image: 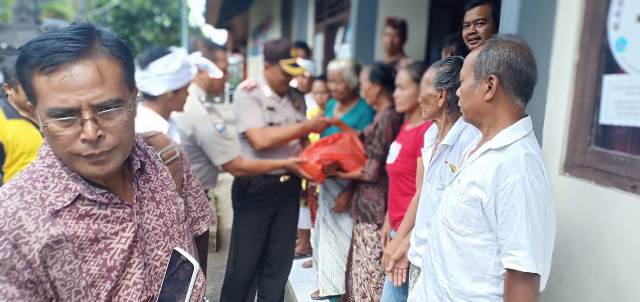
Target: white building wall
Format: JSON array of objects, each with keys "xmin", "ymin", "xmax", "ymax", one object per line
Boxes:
[
  {"xmin": 246, "ymin": 0, "xmax": 283, "ymax": 79},
  {"xmin": 374, "ymin": 0, "xmax": 429, "ymax": 61},
  {"xmin": 541, "ymin": 0, "xmax": 640, "ymax": 300}
]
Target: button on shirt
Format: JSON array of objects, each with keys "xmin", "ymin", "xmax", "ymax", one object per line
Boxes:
[
  {"xmin": 174, "ymin": 84, "xmax": 240, "ymax": 189},
  {"xmin": 233, "ymin": 79, "xmax": 306, "ymax": 174},
  {"xmin": 421, "ymin": 116, "xmax": 555, "ymax": 302},
  {"xmin": 408, "ymin": 117, "xmax": 480, "ymax": 268},
  {"xmin": 135, "ymin": 104, "xmax": 182, "ymax": 143},
  {"xmin": 0, "ymin": 135, "xmax": 212, "ymax": 301}
]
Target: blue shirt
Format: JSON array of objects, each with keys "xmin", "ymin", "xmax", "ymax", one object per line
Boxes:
[{"xmin": 321, "ymin": 98, "xmax": 375, "ymax": 137}]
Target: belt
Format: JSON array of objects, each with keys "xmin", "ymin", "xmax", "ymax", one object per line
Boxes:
[
  {"xmin": 241, "ymin": 173, "xmax": 296, "ymax": 183},
  {"xmin": 270, "ymin": 173, "xmax": 294, "ymax": 183}
]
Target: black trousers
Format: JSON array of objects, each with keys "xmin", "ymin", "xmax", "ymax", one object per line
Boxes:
[{"xmin": 220, "ymin": 174, "xmax": 301, "ymax": 302}]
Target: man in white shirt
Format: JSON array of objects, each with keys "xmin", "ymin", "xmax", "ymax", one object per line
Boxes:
[
  {"xmin": 420, "ymin": 35, "xmax": 555, "ymax": 302},
  {"xmin": 134, "ymin": 47, "xmax": 194, "ymax": 142}
]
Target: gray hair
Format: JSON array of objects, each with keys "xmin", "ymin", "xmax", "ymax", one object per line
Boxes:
[
  {"xmin": 473, "ymin": 35, "xmax": 537, "ymax": 106},
  {"xmin": 327, "ymin": 58, "xmax": 360, "ymax": 90},
  {"xmin": 431, "ymin": 56, "xmax": 464, "ymax": 113}
]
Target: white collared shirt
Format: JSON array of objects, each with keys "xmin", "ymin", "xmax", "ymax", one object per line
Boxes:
[
  {"xmin": 421, "ymin": 116, "xmax": 555, "ymax": 302},
  {"xmin": 408, "ymin": 117, "xmax": 480, "ymax": 268},
  {"xmin": 135, "ymin": 104, "xmax": 181, "ymax": 143}
]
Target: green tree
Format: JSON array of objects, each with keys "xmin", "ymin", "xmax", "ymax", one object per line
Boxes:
[
  {"xmin": 0, "ymin": 0, "xmax": 16, "ymax": 24},
  {"xmin": 89, "ymin": 0, "xmax": 182, "ymax": 55},
  {"xmin": 40, "ymin": 0, "xmax": 75, "ymax": 21}
]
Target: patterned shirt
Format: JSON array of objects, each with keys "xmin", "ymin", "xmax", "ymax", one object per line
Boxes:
[
  {"xmin": 0, "ymin": 134, "xmax": 212, "ymax": 301},
  {"xmin": 350, "ymin": 107, "xmax": 403, "ymax": 225}
]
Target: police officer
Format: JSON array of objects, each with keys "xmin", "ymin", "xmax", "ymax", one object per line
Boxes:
[
  {"xmin": 220, "ymin": 39, "xmax": 330, "ymax": 302},
  {"xmin": 173, "ymin": 37, "xmax": 305, "ymax": 267}
]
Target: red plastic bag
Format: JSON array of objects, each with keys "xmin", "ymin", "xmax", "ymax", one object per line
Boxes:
[{"xmin": 299, "ymin": 132, "xmax": 367, "ymax": 183}]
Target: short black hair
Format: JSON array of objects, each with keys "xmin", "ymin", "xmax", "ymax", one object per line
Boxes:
[
  {"xmin": 442, "ymin": 32, "xmax": 469, "ymax": 57},
  {"xmin": 1, "ymin": 54, "xmax": 19, "ymax": 88},
  {"xmin": 367, "ymin": 62, "xmax": 396, "ymax": 93},
  {"xmin": 16, "ymin": 23, "xmax": 135, "ymax": 105},
  {"xmin": 314, "ymin": 74, "xmax": 327, "ymax": 82},
  {"xmin": 188, "ymin": 34, "xmax": 225, "ymax": 54},
  {"xmin": 264, "ymin": 39, "xmax": 293, "ymax": 64},
  {"xmin": 136, "ymin": 46, "xmax": 171, "ymax": 69},
  {"xmin": 2, "ymin": 68, "xmax": 19, "ymax": 88},
  {"xmin": 293, "ymin": 40, "xmax": 312, "ymax": 58},
  {"xmin": 385, "ymin": 17, "xmax": 408, "ymax": 45},
  {"xmin": 464, "ymin": 0, "xmax": 501, "ymax": 30},
  {"xmin": 401, "ymin": 61, "xmax": 430, "ymax": 86}
]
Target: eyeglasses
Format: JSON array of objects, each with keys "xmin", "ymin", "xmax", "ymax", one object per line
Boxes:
[{"xmin": 37, "ymin": 94, "xmax": 140, "ymax": 136}]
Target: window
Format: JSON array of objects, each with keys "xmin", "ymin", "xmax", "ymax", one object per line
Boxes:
[{"xmin": 565, "ymin": 0, "xmax": 640, "ymax": 195}]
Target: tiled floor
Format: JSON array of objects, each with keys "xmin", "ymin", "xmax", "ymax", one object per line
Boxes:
[{"xmin": 288, "ymin": 258, "xmax": 318, "ymax": 302}]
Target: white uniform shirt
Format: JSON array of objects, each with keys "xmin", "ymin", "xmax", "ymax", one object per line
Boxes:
[
  {"xmin": 173, "ymin": 84, "xmax": 240, "ymax": 190},
  {"xmin": 233, "ymin": 79, "xmax": 306, "ymax": 174},
  {"xmin": 421, "ymin": 116, "xmax": 555, "ymax": 302},
  {"xmin": 135, "ymin": 104, "xmax": 181, "ymax": 143},
  {"xmin": 408, "ymin": 117, "xmax": 480, "ymax": 268}
]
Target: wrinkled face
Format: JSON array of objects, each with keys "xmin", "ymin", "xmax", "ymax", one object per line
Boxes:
[
  {"xmin": 456, "ymin": 51, "xmax": 483, "ymax": 125},
  {"xmin": 418, "ymin": 68, "xmax": 441, "ymax": 120},
  {"xmin": 265, "ymin": 62, "xmax": 293, "ymax": 96},
  {"xmin": 327, "ymin": 69, "xmax": 353, "ymax": 102},
  {"xmin": 295, "ymin": 75, "xmax": 313, "ymax": 94},
  {"xmin": 462, "ymin": 4, "xmax": 497, "ymax": 51},
  {"xmin": 31, "ymin": 56, "xmax": 136, "ymax": 183},
  {"xmin": 311, "ymin": 80, "xmax": 330, "ymax": 109},
  {"xmin": 393, "ymin": 69, "xmax": 420, "ymax": 114},
  {"xmin": 383, "ymin": 26, "xmax": 403, "ymax": 54}
]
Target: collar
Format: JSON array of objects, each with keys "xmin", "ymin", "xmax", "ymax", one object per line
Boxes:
[
  {"xmin": 440, "ymin": 117, "xmax": 472, "ymax": 146},
  {"xmin": 40, "ymin": 135, "xmax": 147, "ymax": 214},
  {"xmin": 464, "ymin": 115, "xmax": 533, "ymax": 165},
  {"xmin": 137, "ymin": 104, "xmax": 171, "ymax": 134},
  {"xmin": 259, "ymin": 78, "xmax": 289, "ymax": 102},
  {"xmin": 423, "ymin": 116, "xmax": 469, "ymax": 149},
  {"xmin": 188, "ymin": 83, "xmax": 209, "ymax": 103}
]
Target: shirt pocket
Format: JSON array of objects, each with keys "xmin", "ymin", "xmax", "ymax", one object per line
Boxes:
[
  {"xmin": 440, "ymin": 184, "xmax": 483, "ymax": 237},
  {"xmin": 263, "ymin": 102, "xmax": 285, "ymax": 126}
]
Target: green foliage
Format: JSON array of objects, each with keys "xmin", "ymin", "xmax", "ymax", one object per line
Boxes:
[
  {"xmin": 40, "ymin": 0, "xmax": 75, "ymax": 21},
  {"xmin": 90, "ymin": 0, "xmax": 182, "ymax": 55},
  {"xmin": 0, "ymin": 0, "xmax": 16, "ymax": 24}
]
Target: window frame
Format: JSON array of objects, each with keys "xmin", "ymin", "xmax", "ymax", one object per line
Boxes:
[{"xmin": 564, "ymin": 0, "xmax": 640, "ymax": 195}]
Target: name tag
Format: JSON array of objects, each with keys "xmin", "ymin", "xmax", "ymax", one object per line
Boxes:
[{"xmin": 386, "ymin": 141, "xmax": 402, "ymax": 164}]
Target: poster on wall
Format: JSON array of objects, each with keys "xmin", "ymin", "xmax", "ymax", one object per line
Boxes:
[
  {"xmin": 598, "ymin": 0, "xmax": 640, "ymax": 128},
  {"xmin": 599, "ymin": 74, "xmax": 640, "ymax": 127}
]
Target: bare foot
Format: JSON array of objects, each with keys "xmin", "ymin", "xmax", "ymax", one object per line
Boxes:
[{"xmin": 302, "ymin": 259, "xmax": 313, "ymax": 268}]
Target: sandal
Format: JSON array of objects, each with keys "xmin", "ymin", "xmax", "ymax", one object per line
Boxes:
[
  {"xmin": 310, "ymin": 290, "xmax": 339, "ymax": 300},
  {"xmin": 294, "ymin": 250, "xmax": 312, "ymax": 259}
]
